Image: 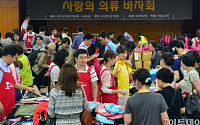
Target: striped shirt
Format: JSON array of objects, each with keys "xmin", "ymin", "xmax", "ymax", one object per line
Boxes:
[
  {"xmin": 72, "ymin": 34, "xmax": 84, "ymax": 50},
  {"xmin": 75, "ymin": 64, "xmax": 98, "ymax": 83}
]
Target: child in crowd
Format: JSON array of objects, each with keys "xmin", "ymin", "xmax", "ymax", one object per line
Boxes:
[
  {"xmin": 100, "ymin": 50, "xmax": 127, "ymax": 104},
  {"xmin": 113, "ymin": 45, "xmax": 132, "ymax": 104},
  {"xmin": 75, "ymin": 49, "xmax": 98, "ymax": 101},
  {"xmin": 23, "ymin": 25, "xmax": 36, "ymax": 49}
]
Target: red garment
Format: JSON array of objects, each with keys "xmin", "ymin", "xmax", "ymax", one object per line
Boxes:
[
  {"xmin": 0, "ymin": 67, "xmax": 16, "ymax": 118},
  {"xmin": 106, "ymin": 44, "xmax": 111, "ymax": 50},
  {"xmin": 164, "ymin": 35, "xmax": 168, "ymax": 44},
  {"xmin": 21, "ymin": 28, "xmax": 25, "ymax": 37},
  {"xmin": 99, "ymin": 68, "xmax": 118, "ymax": 104},
  {"xmin": 194, "ymin": 38, "xmax": 200, "ymax": 47},
  {"xmin": 78, "ymin": 67, "xmax": 93, "ymax": 101},
  {"xmin": 33, "ymin": 101, "xmax": 49, "ymax": 125},
  {"xmin": 50, "ymin": 35, "xmax": 56, "ymax": 43},
  {"xmin": 26, "ymin": 33, "xmax": 36, "ymax": 48},
  {"xmin": 46, "ymin": 56, "xmax": 50, "ymax": 65}
]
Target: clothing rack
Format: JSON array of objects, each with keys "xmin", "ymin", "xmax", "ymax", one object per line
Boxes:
[{"xmin": 159, "ymin": 33, "xmax": 191, "ymax": 38}]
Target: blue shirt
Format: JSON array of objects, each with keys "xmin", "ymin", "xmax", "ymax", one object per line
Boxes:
[
  {"xmin": 33, "ymin": 44, "xmax": 46, "ymax": 50},
  {"xmin": 78, "ymin": 42, "xmax": 88, "ymax": 50},
  {"xmin": 72, "ymin": 34, "xmax": 84, "ymax": 50},
  {"xmin": 171, "ymin": 58, "xmax": 184, "ymax": 83},
  {"xmin": 0, "ymin": 59, "xmax": 11, "ymax": 83},
  {"xmin": 105, "ymin": 41, "xmax": 116, "ymax": 53}
]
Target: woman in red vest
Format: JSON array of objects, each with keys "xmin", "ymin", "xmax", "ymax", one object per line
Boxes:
[{"xmin": 100, "ymin": 50, "xmax": 127, "ymax": 104}]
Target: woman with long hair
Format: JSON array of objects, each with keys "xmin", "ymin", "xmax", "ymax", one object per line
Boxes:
[{"xmin": 48, "ymin": 63, "xmax": 89, "ymax": 125}]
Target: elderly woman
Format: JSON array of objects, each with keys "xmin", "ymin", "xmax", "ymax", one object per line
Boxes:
[
  {"xmin": 176, "ymin": 53, "xmax": 200, "ymax": 97},
  {"xmin": 47, "ymin": 63, "xmax": 90, "ymax": 125}
]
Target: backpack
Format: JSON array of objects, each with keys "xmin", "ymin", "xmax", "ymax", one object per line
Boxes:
[{"xmin": 28, "ymin": 49, "xmax": 46, "ymax": 67}]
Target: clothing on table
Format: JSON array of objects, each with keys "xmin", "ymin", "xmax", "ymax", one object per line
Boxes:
[
  {"xmin": 105, "ymin": 41, "xmax": 116, "ymax": 53},
  {"xmin": 113, "ymin": 60, "xmax": 132, "ymax": 95},
  {"xmin": 125, "ymin": 92, "xmax": 168, "ymax": 125},
  {"xmin": 48, "ymin": 86, "xmax": 90, "ymax": 125},
  {"xmin": 157, "ymin": 86, "xmax": 185, "ymax": 119},
  {"xmin": 72, "ymin": 33, "xmax": 84, "ymax": 50},
  {"xmin": 100, "ymin": 66, "xmax": 118, "ymax": 104},
  {"xmin": 180, "ymin": 69, "xmax": 199, "ymax": 95}
]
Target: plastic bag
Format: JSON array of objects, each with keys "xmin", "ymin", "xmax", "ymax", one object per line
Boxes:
[{"xmin": 118, "ymin": 94, "xmax": 128, "ymax": 106}]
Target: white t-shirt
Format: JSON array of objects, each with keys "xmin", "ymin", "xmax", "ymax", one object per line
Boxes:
[
  {"xmin": 21, "ymin": 20, "xmax": 29, "ymax": 30},
  {"xmin": 50, "ymin": 62, "xmax": 60, "ymax": 88}
]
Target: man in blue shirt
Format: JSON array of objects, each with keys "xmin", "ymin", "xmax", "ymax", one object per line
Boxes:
[
  {"xmin": 99, "ymin": 31, "xmax": 116, "ymax": 53},
  {"xmin": 72, "ymin": 26, "xmax": 84, "ymax": 50}
]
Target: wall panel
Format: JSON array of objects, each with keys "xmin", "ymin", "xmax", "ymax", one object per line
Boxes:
[{"xmin": 0, "ymin": 0, "xmax": 19, "ymax": 38}]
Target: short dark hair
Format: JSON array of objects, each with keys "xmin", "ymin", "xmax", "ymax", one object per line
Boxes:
[
  {"xmin": 55, "ymin": 33, "xmax": 62, "ymax": 40},
  {"xmin": 120, "ymin": 37, "xmax": 128, "ymax": 45},
  {"xmin": 15, "ymin": 44, "xmax": 24, "ymax": 55},
  {"xmin": 25, "ymin": 15, "xmax": 30, "ymax": 19},
  {"xmin": 156, "ymin": 44, "xmax": 163, "ymax": 52},
  {"xmin": 62, "ymin": 37, "xmax": 71, "ymax": 45},
  {"xmin": 116, "ymin": 45, "xmax": 126, "ymax": 54},
  {"xmin": 108, "ymin": 31, "xmax": 115, "ymax": 36},
  {"xmin": 83, "ymin": 33, "xmax": 93, "ymax": 40},
  {"xmin": 5, "ymin": 32, "xmax": 12, "ymax": 38},
  {"xmin": 39, "ymin": 26, "xmax": 46, "ymax": 32},
  {"xmin": 2, "ymin": 45, "xmax": 19, "ymax": 57},
  {"xmin": 103, "ymin": 50, "xmax": 116, "ymax": 63},
  {"xmin": 125, "ymin": 41, "xmax": 136, "ymax": 52},
  {"xmin": 51, "ymin": 27, "xmax": 56, "ymax": 31},
  {"xmin": 132, "ymin": 68, "xmax": 152, "ymax": 86},
  {"xmin": 187, "ymin": 50, "xmax": 200, "ymax": 65},
  {"xmin": 161, "ymin": 52, "xmax": 174, "ymax": 66},
  {"xmin": 54, "ymin": 49, "xmax": 69, "ymax": 68},
  {"xmin": 156, "ymin": 68, "xmax": 174, "ymax": 83},
  {"xmin": 74, "ymin": 49, "xmax": 87, "ymax": 58},
  {"xmin": 62, "ymin": 27, "xmax": 69, "ymax": 33},
  {"xmin": 169, "ymin": 40, "xmax": 181, "ymax": 48},
  {"xmin": 161, "ymin": 46, "xmax": 173, "ymax": 54},
  {"xmin": 181, "ymin": 53, "xmax": 196, "ymax": 67},
  {"xmin": 149, "ymin": 41, "xmax": 157, "ymax": 48},
  {"xmin": 0, "ymin": 47, "xmax": 3, "ymax": 58},
  {"xmin": 36, "ymin": 36, "xmax": 43, "ymax": 40},
  {"xmin": 99, "ymin": 31, "xmax": 109, "ymax": 39},
  {"xmin": 27, "ymin": 25, "xmax": 33, "ymax": 30},
  {"xmin": 116, "ymin": 34, "xmax": 125, "ymax": 42},
  {"xmin": 77, "ymin": 26, "xmax": 84, "ymax": 32}
]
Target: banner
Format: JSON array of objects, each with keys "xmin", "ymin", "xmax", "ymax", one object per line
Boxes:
[{"xmin": 27, "ymin": 0, "xmax": 193, "ymax": 20}]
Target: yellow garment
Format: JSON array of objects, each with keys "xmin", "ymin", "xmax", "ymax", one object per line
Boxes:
[{"xmin": 113, "ymin": 60, "xmax": 132, "ymax": 95}]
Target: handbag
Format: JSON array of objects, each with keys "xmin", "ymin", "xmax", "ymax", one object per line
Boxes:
[
  {"xmin": 45, "ymin": 113, "xmax": 56, "ymax": 125},
  {"xmin": 80, "ymin": 87, "xmax": 92, "ymax": 125},
  {"xmin": 184, "ymin": 75, "xmax": 200, "ymax": 119}
]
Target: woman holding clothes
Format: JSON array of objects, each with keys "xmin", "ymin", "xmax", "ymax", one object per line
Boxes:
[{"xmin": 47, "ymin": 63, "xmax": 90, "ymax": 125}]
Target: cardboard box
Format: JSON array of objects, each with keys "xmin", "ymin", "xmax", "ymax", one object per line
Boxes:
[
  {"xmin": 134, "ymin": 52, "xmax": 142, "ymax": 61},
  {"xmin": 135, "ymin": 61, "xmax": 142, "ymax": 70},
  {"xmin": 142, "ymin": 52, "xmax": 152, "ymax": 61},
  {"xmin": 143, "ymin": 61, "xmax": 151, "ymax": 70}
]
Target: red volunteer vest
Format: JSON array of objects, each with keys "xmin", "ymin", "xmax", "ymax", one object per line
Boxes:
[
  {"xmin": 99, "ymin": 68, "xmax": 118, "ymax": 104},
  {"xmin": 78, "ymin": 67, "xmax": 93, "ymax": 101},
  {"xmin": 194, "ymin": 38, "xmax": 200, "ymax": 47},
  {"xmin": 50, "ymin": 35, "xmax": 56, "ymax": 43},
  {"xmin": 0, "ymin": 67, "xmax": 16, "ymax": 118},
  {"xmin": 26, "ymin": 33, "xmax": 36, "ymax": 48}
]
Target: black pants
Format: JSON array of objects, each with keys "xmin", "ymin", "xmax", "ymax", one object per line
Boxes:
[{"xmin": 33, "ymin": 70, "xmax": 45, "ymax": 90}]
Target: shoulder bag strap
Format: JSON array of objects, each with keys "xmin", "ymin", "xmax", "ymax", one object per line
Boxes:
[
  {"xmin": 80, "ymin": 87, "xmax": 87, "ymax": 110},
  {"xmin": 189, "ymin": 74, "xmax": 200, "ymax": 97},
  {"xmin": 170, "ymin": 89, "xmax": 177, "ymax": 109}
]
